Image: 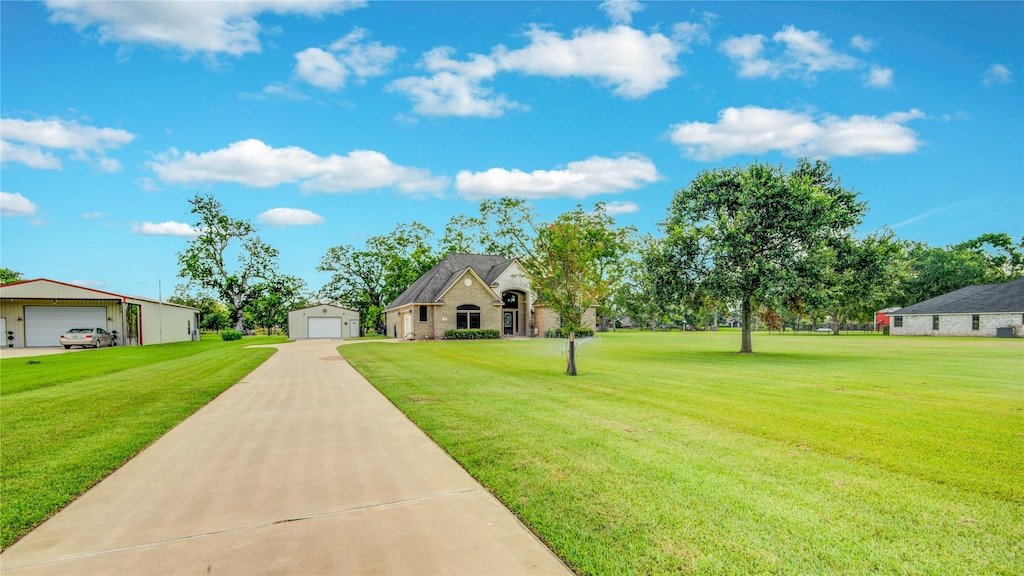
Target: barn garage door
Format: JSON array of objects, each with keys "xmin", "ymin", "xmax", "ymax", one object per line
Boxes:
[
  {"xmin": 308, "ymin": 317, "xmax": 342, "ymax": 338},
  {"xmin": 25, "ymin": 306, "xmax": 106, "ymax": 347}
]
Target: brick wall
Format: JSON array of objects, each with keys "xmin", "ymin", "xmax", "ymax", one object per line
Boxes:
[{"xmin": 890, "ymin": 313, "xmax": 1023, "ymax": 337}]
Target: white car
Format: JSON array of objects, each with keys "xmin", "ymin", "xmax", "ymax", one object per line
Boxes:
[{"xmin": 60, "ymin": 327, "xmax": 114, "ymax": 349}]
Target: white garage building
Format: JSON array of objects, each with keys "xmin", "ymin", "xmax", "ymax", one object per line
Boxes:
[
  {"xmin": 287, "ymin": 304, "xmax": 360, "ymax": 339},
  {"xmin": 0, "ymin": 279, "xmax": 200, "ymax": 348}
]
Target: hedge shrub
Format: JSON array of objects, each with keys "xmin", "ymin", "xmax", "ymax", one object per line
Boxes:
[
  {"xmin": 220, "ymin": 330, "xmax": 243, "ymax": 341},
  {"xmin": 444, "ymin": 329, "xmax": 501, "ymax": 340},
  {"xmin": 545, "ymin": 328, "xmax": 595, "ymax": 339}
]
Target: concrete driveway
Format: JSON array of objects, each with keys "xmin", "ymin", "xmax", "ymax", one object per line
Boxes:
[
  {"xmin": 0, "ymin": 347, "xmax": 88, "ymax": 359},
  {"xmin": 0, "ymin": 339, "xmax": 570, "ymax": 575}
]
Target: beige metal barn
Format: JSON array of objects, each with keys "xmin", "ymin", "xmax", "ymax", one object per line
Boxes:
[
  {"xmin": 287, "ymin": 304, "xmax": 360, "ymax": 339},
  {"xmin": 0, "ymin": 279, "xmax": 200, "ymax": 348}
]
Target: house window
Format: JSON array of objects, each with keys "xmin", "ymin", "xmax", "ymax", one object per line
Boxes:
[
  {"xmin": 893, "ymin": 316, "xmax": 902, "ymax": 328},
  {"xmin": 419, "ymin": 305, "xmax": 428, "ymax": 322},
  {"xmin": 502, "ymin": 292, "xmax": 519, "ymax": 309},
  {"xmin": 972, "ymin": 315, "xmax": 980, "ymax": 331},
  {"xmin": 932, "ymin": 315, "xmax": 940, "ymax": 330},
  {"xmin": 456, "ymin": 305, "xmax": 481, "ymax": 330}
]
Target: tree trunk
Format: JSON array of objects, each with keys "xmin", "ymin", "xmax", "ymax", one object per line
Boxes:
[
  {"xmin": 740, "ymin": 297, "xmax": 753, "ymax": 354},
  {"xmin": 566, "ymin": 331, "xmax": 578, "ymax": 376},
  {"xmin": 713, "ymin": 311, "xmax": 719, "ymax": 331},
  {"xmin": 832, "ymin": 312, "xmax": 841, "ymax": 336}
]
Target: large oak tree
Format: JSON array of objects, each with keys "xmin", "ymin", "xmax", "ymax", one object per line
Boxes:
[
  {"xmin": 177, "ymin": 194, "xmax": 280, "ymax": 332},
  {"xmin": 317, "ymin": 222, "xmax": 439, "ymax": 334},
  {"xmin": 662, "ymin": 159, "xmax": 865, "ymax": 353}
]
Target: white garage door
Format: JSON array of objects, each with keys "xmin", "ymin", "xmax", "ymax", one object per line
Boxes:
[
  {"xmin": 308, "ymin": 317, "xmax": 343, "ymax": 339},
  {"xmin": 25, "ymin": 306, "xmax": 107, "ymax": 347}
]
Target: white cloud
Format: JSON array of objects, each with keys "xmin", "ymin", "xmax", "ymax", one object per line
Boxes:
[
  {"xmin": 774, "ymin": 26, "xmax": 859, "ymax": 74},
  {"xmin": 149, "ymin": 139, "xmax": 448, "ymax": 195},
  {"xmin": 71, "ymin": 279, "xmax": 109, "ymax": 288},
  {"xmin": 241, "ymin": 82, "xmax": 312, "ymax": 101},
  {"xmin": 982, "ymin": 63, "xmax": 1013, "ymax": 86},
  {"xmin": 329, "ymin": 28, "xmax": 400, "ymax": 79},
  {"xmin": 672, "ymin": 13, "xmax": 716, "ymax": 52},
  {"xmin": 136, "ymin": 177, "xmax": 161, "ymax": 192},
  {"xmin": 719, "ymin": 35, "xmax": 775, "ymax": 78},
  {"xmin": 455, "ymin": 155, "xmax": 659, "ymax": 200},
  {"xmin": 496, "ymin": 24, "xmax": 683, "ymax": 98},
  {"xmin": 82, "ymin": 211, "xmax": 107, "ymax": 219},
  {"xmin": 294, "ymin": 29, "xmax": 398, "ymax": 91},
  {"xmin": 132, "ymin": 221, "xmax": 200, "ymax": 237},
  {"xmin": 45, "ymin": 0, "xmax": 366, "ymax": 57},
  {"xmin": 391, "ymin": 4, "xmax": 710, "ymax": 116},
  {"xmin": 95, "ymin": 156, "xmax": 122, "ymax": 173},
  {"xmin": 388, "ymin": 48, "xmax": 519, "ymax": 118},
  {"xmin": 258, "ymin": 207, "xmax": 326, "ymax": 227},
  {"xmin": 603, "ymin": 200, "xmax": 639, "ymax": 215},
  {"xmin": 0, "ymin": 191, "xmax": 39, "ymax": 217},
  {"xmin": 721, "ymin": 26, "xmax": 864, "ymax": 81},
  {"xmin": 849, "ymin": 35, "xmax": 875, "ymax": 52},
  {"xmin": 295, "ymin": 48, "xmax": 348, "ymax": 90},
  {"xmin": 669, "ymin": 106, "xmax": 924, "ymax": 160},
  {"xmin": 0, "ymin": 117, "xmax": 134, "ymax": 171},
  {"xmin": 599, "ymin": 0, "xmax": 643, "ymax": 26},
  {"xmin": 0, "ymin": 140, "xmax": 62, "ymax": 170},
  {"xmin": 865, "ymin": 66, "xmax": 893, "ymax": 88}
]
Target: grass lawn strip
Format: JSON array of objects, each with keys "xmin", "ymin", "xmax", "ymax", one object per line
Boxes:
[
  {"xmin": 340, "ymin": 332, "xmax": 1024, "ymax": 575},
  {"xmin": 1, "ymin": 336, "xmax": 285, "ymax": 548}
]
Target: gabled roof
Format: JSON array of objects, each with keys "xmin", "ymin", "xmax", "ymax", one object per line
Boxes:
[
  {"xmin": 290, "ymin": 303, "xmax": 358, "ymax": 313},
  {"xmin": 0, "ymin": 278, "xmax": 198, "ymax": 310},
  {"xmin": 386, "ymin": 254, "xmax": 515, "ymax": 310},
  {"xmin": 893, "ymin": 276, "xmax": 1024, "ymax": 315}
]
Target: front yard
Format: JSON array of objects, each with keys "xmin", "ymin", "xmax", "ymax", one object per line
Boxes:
[
  {"xmin": 340, "ymin": 331, "xmax": 1024, "ymax": 575},
  {"xmin": 0, "ymin": 335, "xmax": 286, "ymax": 548}
]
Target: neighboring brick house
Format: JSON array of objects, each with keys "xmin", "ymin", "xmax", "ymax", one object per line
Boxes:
[
  {"xmin": 889, "ymin": 276, "xmax": 1024, "ymax": 337},
  {"xmin": 383, "ymin": 253, "xmax": 596, "ymax": 340}
]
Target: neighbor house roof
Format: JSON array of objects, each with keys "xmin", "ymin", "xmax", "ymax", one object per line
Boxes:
[
  {"xmin": 893, "ymin": 276, "xmax": 1024, "ymax": 315},
  {"xmin": 386, "ymin": 254, "xmax": 515, "ymax": 310}
]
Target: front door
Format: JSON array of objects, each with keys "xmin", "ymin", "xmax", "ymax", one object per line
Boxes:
[{"xmin": 504, "ymin": 311, "xmax": 513, "ymax": 336}]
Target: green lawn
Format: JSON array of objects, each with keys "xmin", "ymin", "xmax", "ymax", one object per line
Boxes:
[
  {"xmin": 340, "ymin": 331, "xmax": 1024, "ymax": 575},
  {"xmin": 0, "ymin": 335, "xmax": 285, "ymax": 548}
]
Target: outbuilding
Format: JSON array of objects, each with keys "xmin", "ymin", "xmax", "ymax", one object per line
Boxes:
[
  {"xmin": 0, "ymin": 278, "xmax": 200, "ymax": 348},
  {"xmin": 889, "ymin": 277, "xmax": 1024, "ymax": 337},
  {"xmin": 287, "ymin": 304, "xmax": 360, "ymax": 339}
]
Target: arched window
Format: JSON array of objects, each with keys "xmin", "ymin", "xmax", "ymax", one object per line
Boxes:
[
  {"xmin": 502, "ymin": 292, "xmax": 519, "ymax": 309},
  {"xmin": 456, "ymin": 304, "xmax": 481, "ymax": 329}
]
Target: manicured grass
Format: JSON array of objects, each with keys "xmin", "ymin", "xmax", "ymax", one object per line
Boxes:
[
  {"xmin": 340, "ymin": 331, "xmax": 1024, "ymax": 575},
  {"xmin": 0, "ymin": 336, "xmax": 285, "ymax": 548}
]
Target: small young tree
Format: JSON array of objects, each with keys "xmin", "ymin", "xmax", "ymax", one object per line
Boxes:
[
  {"xmin": 526, "ymin": 208, "xmax": 622, "ymax": 375},
  {"xmin": 177, "ymin": 194, "xmax": 280, "ymax": 331}
]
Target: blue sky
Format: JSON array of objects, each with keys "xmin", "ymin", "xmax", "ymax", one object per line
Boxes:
[{"xmin": 1, "ymin": 0, "xmax": 1021, "ymax": 300}]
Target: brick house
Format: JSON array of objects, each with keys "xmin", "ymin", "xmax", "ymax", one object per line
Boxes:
[
  {"xmin": 383, "ymin": 253, "xmax": 596, "ymax": 340},
  {"xmin": 889, "ymin": 276, "xmax": 1024, "ymax": 337}
]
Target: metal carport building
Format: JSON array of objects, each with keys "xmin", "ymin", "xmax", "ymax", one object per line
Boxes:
[{"xmin": 0, "ymin": 279, "xmax": 199, "ymax": 348}]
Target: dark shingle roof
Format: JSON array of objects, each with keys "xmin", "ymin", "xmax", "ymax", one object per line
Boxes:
[
  {"xmin": 386, "ymin": 254, "xmax": 514, "ymax": 310},
  {"xmin": 893, "ymin": 276, "xmax": 1024, "ymax": 315}
]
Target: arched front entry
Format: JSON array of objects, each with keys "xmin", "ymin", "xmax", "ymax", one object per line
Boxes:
[{"xmin": 501, "ymin": 290, "xmax": 528, "ymax": 337}]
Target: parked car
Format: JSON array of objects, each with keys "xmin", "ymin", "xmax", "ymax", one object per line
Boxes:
[{"xmin": 60, "ymin": 327, "xmax": 113, "ymax": 349}]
